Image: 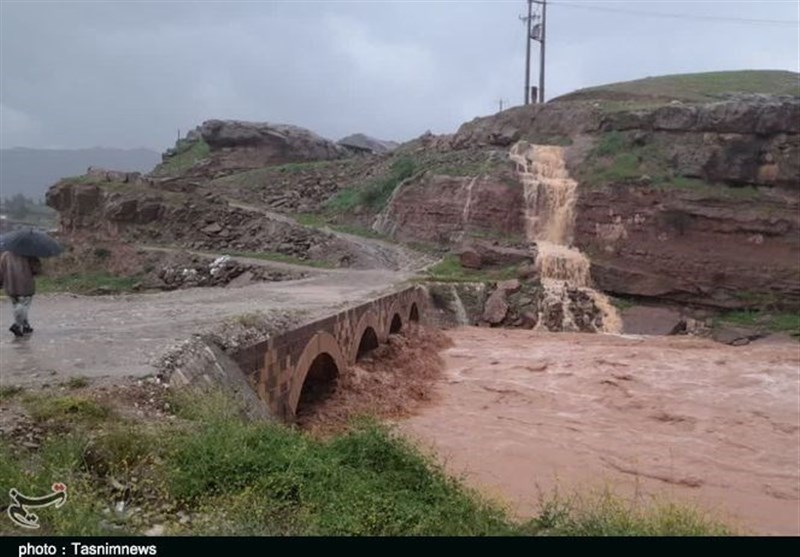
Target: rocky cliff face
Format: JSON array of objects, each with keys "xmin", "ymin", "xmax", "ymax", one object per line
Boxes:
[
  {"xmin": 374, "ymin": 171, "xmax": 525, "ymax": 245},
  {"xmin": 382, "ymin": 96, "xmax": 800, "ymax": 309},
  {"xmin": 46, "ymin": 179, "xmax": 384, "ymax": 269},
  {"xmin": 575, "ymin": 183, "xmax": 800, "ymax": 308}
]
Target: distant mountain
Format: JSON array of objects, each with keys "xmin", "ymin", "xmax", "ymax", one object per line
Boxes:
[
  {"xmin": 0, "ymin": 147, "xmax": 161, "ymax": 199},
  {"xmin": 338, "ymin": 133, "xmax": 399, "ymax": 154}
]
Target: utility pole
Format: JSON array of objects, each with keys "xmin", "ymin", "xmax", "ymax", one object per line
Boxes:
[
  {"xmin": 521, "ymin": 0, "xmax": 547, "ymax": 104},
  {"xmin": 497, "ymin": 98, "xmax": 509, "ymax": 112},
  {"xmin": 521, "ymin": 0, "xmax": 533, "ymax": 105},
  {"xmin": 538, "ymin": 0, "xmax": 547, "ymax": 103}
]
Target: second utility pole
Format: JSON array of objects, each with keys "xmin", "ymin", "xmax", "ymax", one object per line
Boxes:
[
  {"xmin": 523, "ymin": 0, "xmax": 533, "ymax": 105},
  {"xmin": 538, "ymin": 0, "xmax": 546, "ymax": 103}
]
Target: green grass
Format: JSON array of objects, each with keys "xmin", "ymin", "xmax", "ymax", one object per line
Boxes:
[
  {"xmin": 655, "ymin": 176, "xmax": 763, "ymax": 200},
  {"xmin": 324, "ymin": 188, "xmax": 363, "ymax": 212},
  {"xmin": 715, "ymin": 310, "xmax": 800, "ymax": 337},
  {"xmin": 579, "ymin": 132, "xmax": 670, "ymax": 186},
  {"xmin": 209, "ymin": 160, "xmax": 351, "ymax": 191},
  {"xmin": 166, "ymin": 412, "xmax": 512, "ymax": 535},
  {"xmin": 555, "ymin": 70, "xmax": 800, "ymax": 103},
  {"xmin": 0, "ymin": 385, "xmax": 24, "ymax": 400},
  {"xmin": 610, "ymin": 297, "xmax": 636, "ymax": 312},
  {"xmin": 326, "ymin": 156, "xmax": 416, "ymax": 213},
  {"xmin": 22, "ymin": 394, "xmax": 112, "ymax": 426},
  {"xmin": 270, "ymin": 160, "xmax": 344, "ymax": 173},
  {"xmin": 466, "ymin": 229, "xmax": 527, "ymax": 244},
  {"xmin": 295, "ymin": 214, "xmax": 390, "ymax": 241},
  {"xmin": 425, "ymin": 255, "xmax": 519, "ymax": 283},
  {"xmin": 581, "ymin": 132, "xmax": 767, "ymax": 200},
  {"xmin": 152, "ymin": 140, "xmax": 211, "ymax": 177},
  {"xmin": 529, "ymin": 488, "xmax": 734, "ymax": 536},
  {"xmin": 64, "ymin": 377, "xmax": 89, "ymax": 390},
  {"xmin": 222, "ymin": 251, "xmax": 335, "ymax": 269},
  {"xmin": 0, "ymin": 390, "xmax": 734, "ymax": 536},
  {"xmin": 37, "ymin": 273, "xmax": 142, "ymax": 295},
  {"xmin": 594, "ymin": 131, "xmax": 627, "ymax": 157}
]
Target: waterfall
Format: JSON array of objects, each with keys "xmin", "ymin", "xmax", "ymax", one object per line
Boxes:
[
  {"xmin": 461, "ymin": 176, "xmax": 479, "ymax": 230},
  {"xmin": 509, "ymin": 141, "xmax": 621, "ymax": 334},
  {"xmin": 450, "ymin": 285, "xmax": 470, "ymax": 326}
]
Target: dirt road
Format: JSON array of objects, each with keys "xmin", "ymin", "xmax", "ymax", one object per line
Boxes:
[
  {"xmin": 399, "ymin": 328, "xmax": 800, "ymax": 535},
  {"xmin": 0, "ymin": 268, "xmax": 412, "ymax": 387}
]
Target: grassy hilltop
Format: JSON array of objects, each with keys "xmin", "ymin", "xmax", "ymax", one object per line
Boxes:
[{"xmin": 554, "ymin": 69, "xmax": 800, "ymax": 103}]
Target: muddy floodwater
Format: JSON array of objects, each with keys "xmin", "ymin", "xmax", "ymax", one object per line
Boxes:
[{"xmin": 399, "ymin": 328, "xmax": 800, "ymax": 535}]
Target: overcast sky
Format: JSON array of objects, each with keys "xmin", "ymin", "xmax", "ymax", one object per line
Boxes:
[{"xmin": 1, "ymin": 0, "xmax": 798, "ymax": 151}]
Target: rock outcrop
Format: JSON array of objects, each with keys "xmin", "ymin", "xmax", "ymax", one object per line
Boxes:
[
  {"xmin": 159, "ymin": 120, "xmax": 347, "ymax": 174},
  {"xmin": 374, "ymin": 172, "xmax": 526, "ymax": 245},
  {"xmin": 426, "ymin": 278, "xmax": 607, "ymax": 332},
  {"xmin": 46, "ymin": 179, "xmax": 384, "ymax": 269},
  {"xmin": 389, "ymin": 96, "xmax": 800, "ymax": 310},
  {"xmin": 575, "ymin": 183, "xmax": 800, "ymax": 308},
  {"xmin": 338, "ymin": 133, "xmax": 399, "ymax": 154}
]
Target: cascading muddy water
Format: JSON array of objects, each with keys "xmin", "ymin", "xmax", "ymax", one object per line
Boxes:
[
  {"xmin": 450, "ymin": 285, "xmax": 470, "ymax": 326},
  {"xmin": 509, "ymin": 141, "xmax": 621, "ymax": 333}
]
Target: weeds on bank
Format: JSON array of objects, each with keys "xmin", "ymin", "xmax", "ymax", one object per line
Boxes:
[
  {"xmin": 715, "ymin": 310, "xmax": 800, "ymax": 338},
  {"xmin": 424, "ymin": 254, "xmax": 519, "ymax": 283},
  {"xmin": 0, "ymin": 389, "xmax": 735, "ymax": 536},
  {"xmin": 37, "ymin": 273, "xmax": 142, "ymax": 295},
  {"xmin": 326, "ymin": 156, "xmax": 416, "ymax": 213},
  {"xmin": 527, "ymin": 487, "xmax": 734, "ymax": 536}
]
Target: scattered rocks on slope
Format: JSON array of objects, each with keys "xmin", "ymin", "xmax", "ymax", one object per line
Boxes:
[
  {"xmin": 47, "ymin": 180, "xmax": 372, "ymax": 268},
  {"xmin": 156, "ymin": 255, "xmax": 305, "ymax": 290}
]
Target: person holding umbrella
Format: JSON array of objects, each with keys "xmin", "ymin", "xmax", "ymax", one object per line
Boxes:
[{"xmin": 0, "ymin": 228, "xmax": 62, "ymax": 338}]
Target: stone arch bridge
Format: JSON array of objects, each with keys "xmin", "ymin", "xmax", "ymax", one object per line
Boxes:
[{"xmin": 228, "ymin": 286, "xmax": 427, "ymax": 421}]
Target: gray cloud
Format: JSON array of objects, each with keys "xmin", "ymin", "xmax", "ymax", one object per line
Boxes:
[{"xmin": 1, "ymin": 0, "xmax": 798, "ymax": 150}]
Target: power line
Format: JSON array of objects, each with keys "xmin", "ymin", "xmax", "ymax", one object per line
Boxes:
[{"xmin": 553, "ymin": 1, "xmax": 800, "ymax": 26}]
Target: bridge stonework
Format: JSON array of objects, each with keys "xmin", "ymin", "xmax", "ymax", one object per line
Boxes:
[{"xmin": 232, "ymin": 286, "xmax": 428, "ymax": 421}]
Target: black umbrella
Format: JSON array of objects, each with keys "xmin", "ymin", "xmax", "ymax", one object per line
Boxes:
[{"xmin": 0, "ymin": 229, "xmax": 63, "ymax": 258}]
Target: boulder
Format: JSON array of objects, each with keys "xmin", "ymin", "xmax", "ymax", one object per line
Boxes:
[
  {"xmin": 496, "ymin": 279, "xmax": 521, "ymax": 294},
  {"xmin": 712, "ymin": 326, "xmax": 764, "ymax": 346},
  {"xmin": 482, "ymin": 288, "xmax": 509, "ymax": 325},
  {"xmin": 459, "ymin": 247, "xmax": 482, "ymax": 270},
  {"xmin": 620, "ymin": 306, "xmax": 684, "ymax": 336},
  {"xmin": 469, "ymin": 240, "xmax": 533, "ymax": 268},
  {"xmin": 199, "ymin": 120, "xmax": 346, "ymax": 163}
]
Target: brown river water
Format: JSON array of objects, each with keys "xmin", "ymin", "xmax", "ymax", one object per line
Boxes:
[{"xmin": 399, "ymin": 327, "xmax": 800, "ymax": 535}]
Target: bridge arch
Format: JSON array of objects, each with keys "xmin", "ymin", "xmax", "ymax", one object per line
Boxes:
[
  {"xmin": 352, "ymin": 311, "xmax": 383, "ymax": 362},
  {"xmin": 409, "ymin": 302, "xmax": 420, "ymax": 323},
  {"xmin": 289, "ymin": 331, "xmax": 347, "ymax": 419},
  {"xmin": 389, "ymin": 312, "xmax": 403, "ymax": 335}
]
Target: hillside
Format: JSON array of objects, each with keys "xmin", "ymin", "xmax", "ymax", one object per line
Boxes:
[
  {"xmin": 44, "ymin": 71, "xmax": 800, "ymax": 316},
  {"xmin": 0, "ymin": 147, "xmax": 160, "ymax": 199},
  {"xmin": 553, "ymin": 70, "xmax": 800, "ymax": 103}
]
